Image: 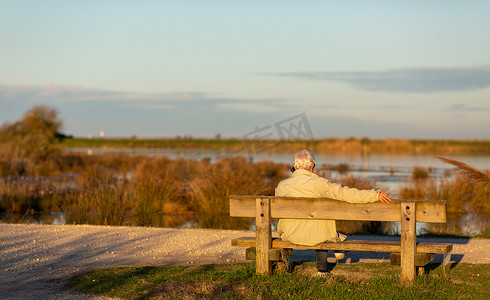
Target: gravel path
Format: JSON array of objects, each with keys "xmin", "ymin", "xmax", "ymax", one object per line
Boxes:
[{"xmin": 1, "ymin": 224, "xmax": 489, "ymax": 299}]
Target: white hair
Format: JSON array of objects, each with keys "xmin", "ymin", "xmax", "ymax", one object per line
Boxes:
[{"xmin": 293, "ymin": 150, "xmax": 315, "ymax": 170}]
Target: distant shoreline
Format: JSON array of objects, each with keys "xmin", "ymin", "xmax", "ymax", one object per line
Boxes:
[{"xmin": 59, "ymin": 137, "xmax": 490, "ymax": 155}]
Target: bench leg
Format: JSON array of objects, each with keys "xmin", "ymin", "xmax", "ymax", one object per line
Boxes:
[
  {"xmin": 390, "ymin": 252, "xmax": 434, "ymax": 267},
  {"xmin": 276, "ymin": 248, "xmax": 294, "ymax": 273},
  {"xmin": 400, "ymin": 202, "xmax": 416, "ymax": 282},
  {"xmin": 442, "ymin": 251, "xmax": 452, "ymax": 278},
  {"xmin": 245, "ymin": 247, "xmax": 284, "ymax": 261},
  {"xmin": 255, "ymin": 197, "xmax": 272, "ymax": 275}
]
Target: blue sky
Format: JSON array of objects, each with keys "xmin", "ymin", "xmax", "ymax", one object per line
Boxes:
[{"xmin": 1, "ymin": 1, "xmax": 489, "ymax": 139}]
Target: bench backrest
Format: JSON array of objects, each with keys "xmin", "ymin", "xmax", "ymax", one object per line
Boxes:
[{"xmin": 230, "ymin": 195, "xmax": 447, "ymax": 223}]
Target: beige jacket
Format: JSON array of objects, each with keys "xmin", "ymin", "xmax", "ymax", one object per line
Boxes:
[{"xmin": 275, "ymin": 169, "xmax": 379, "ymax": 246}]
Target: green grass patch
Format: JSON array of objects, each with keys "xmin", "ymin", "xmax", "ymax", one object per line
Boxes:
[{"xmin": 67, "ymin": 262, "xmax": 489, "ymax": 299}]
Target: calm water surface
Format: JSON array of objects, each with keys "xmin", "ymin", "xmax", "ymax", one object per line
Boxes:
[{"xmin": 66, "ymin": 147, "xmax": 490, "ymax": 168}]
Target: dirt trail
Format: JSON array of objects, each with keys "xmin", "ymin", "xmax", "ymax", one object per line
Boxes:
[{"xmin": 1, "ymin": 224, "xmax": 489, "ymax": 299}]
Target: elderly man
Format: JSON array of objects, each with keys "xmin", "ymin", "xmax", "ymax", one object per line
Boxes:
[{"xmin": 276, "ymin": 150, "xmax": 392, "ymax": 277}]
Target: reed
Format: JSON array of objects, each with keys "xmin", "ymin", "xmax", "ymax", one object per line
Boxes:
[
  {"xmin": 128, "ymin": 157, "xmax": 191, "ymax": 227},
  {"xmin": 1, "ymin": 151, "xmax": 488, "ymax": 236},
  {"xmin": 401, "ymin": 169, "xmax": 489, "ymax": 212},
  {"xmin": 412, "ymin": 166, "xmax": 430, "ymax": 180},
  {"xmin": 435, "ymin": 156, "xmax": 489, "ymax": 183},
  {"xmin": 187, "ymin": 157, "xmax": 284, "ymax": 229},
  {"xmin": 400, "ymin": 163, "xmax": 489, "ymax": 236},
  {"xmin": 436, "ymin": 156, "xmax": 489, "ymax": 208},
  {"xmin": 65, "ymin": 187, "xmax": 130, "ymax": 226},
  {"xmin": 0, "ymin": 176, "xmax": 69, "ymax": 213},
  {"xmin": 49, "ymin": 154, "xmax": 288, "ymax": 229}
]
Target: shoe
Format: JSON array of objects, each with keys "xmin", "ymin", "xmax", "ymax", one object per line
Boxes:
[
  {"xmin": 315, "ymin": 271, "xmax": 330, "ymax": 278},
  {"xmin": 334, "ymin": 251, "xmax": 346, "ymax": 261}
]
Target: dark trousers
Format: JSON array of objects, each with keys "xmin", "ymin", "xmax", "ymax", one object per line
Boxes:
[{"xmin": 316, "ymin": 250, "xmax": 328, "ymax": 272}]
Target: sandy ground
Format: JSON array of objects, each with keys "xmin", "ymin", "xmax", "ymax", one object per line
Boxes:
[{"xmin": 1, "ymin": 224, "xmax": 489, "ymax": 300}]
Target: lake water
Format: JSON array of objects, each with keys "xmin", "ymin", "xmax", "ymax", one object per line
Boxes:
[{"xmin": 66, "ymin": 147, "xmax": 490, "ymax": 168}]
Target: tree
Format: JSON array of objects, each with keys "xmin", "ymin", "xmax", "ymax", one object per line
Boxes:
[{"xmin": 0, "ymin": 106, "xmax": 64, "ymax": 174}]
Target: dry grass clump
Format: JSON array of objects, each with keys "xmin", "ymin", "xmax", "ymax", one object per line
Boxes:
[
  {"xmin": 66, "ymin": 187, "xmax": 131, "ymax": 226},
  {"xmin": 188, "ymin": 157, "xmax": 284, "ymax": 229},
  {"xmin": 400, "ymin": 157, "xmax": 489, "ymax": 236},
  {"xmin": 62, "ymin": 154, "xmax": 192, "ymax": 227},
  {"xmin": 412, "ymin": 166, "xmax": 430, "ymax": 180},
  {"xmin": 3, "ymin": 149, "xmax": 488, "ymax": 235},
  {"xmin": 0, "ymin": 176, "xmax": 73, "ymax": 214},
  {"xmin": 434, "ymin": 157, "xmax": 489, "ymax": 212},
  {"xmin": 127, "ymin": 157, "xmax": 193, "ymax": 227},
  {"xmin": 2, "ymin": 152, "xmax": 288, "ymax": 229},
  {"xmin": 425, "ymin": 174, "xmax": 489, "ymax": 236},
  {"xmin": 400, "ymin": 171, "xmax": 489, "ymax": 213}
]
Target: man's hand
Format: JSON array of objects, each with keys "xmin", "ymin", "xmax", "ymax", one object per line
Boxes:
[{"xmin": 377, "ymin": 191, "xmax": 392, "ymax": 205}]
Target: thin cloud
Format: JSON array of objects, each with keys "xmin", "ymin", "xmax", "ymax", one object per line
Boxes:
[
  {"xmin": 217, "ymin": 102, "xmax": 277, "ymax": 113},
  {"xmin": 122, "ymin": 103, "xmax": 176, "ymax": 110},
  {"xmin": 0, "ymin": 84, "xmax": 210, "ymax": 103},
  {"xmin": 445, "ymin": 103, "xmax": 488, "ymax": 112},
  {"xmin": 355, "ymin": 104, "xmax": 409, "ymax": 110},
  {"xmin": 275, "ymin": 66, "xmax": 490, "ymax": 93},
  {"xmin": 0, "ymin": 84, "xmax": 288, "ymax": 114}
]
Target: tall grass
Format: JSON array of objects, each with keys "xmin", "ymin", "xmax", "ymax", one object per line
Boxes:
[
  {"xmin": 128, "ymin": 157, "xmax": 192, "ymax": 227},
  {"xmin": 188, "ymin": 157, "xmax": 282, "ymax": 229},
  {"xmin": 65, "ymin": 187, "xmax": 130, "ymax": 226},
  {"xmin": 400, "ymin": 163, "xmax": 490, "ymax": 236},
  {"xmin": 0, "ymin": 176, "xmax": 71, "ymax": 213},
  {"xmin": 400, "ymin": 169, "xmax": 490, "ymax": 213},
  {"xmin": 1, "ymin": 151, "xmax": 488, "ymax": 236},
  {"xmin": 0, "ymin": 152, "xmax": 289, "ymax": 229}
]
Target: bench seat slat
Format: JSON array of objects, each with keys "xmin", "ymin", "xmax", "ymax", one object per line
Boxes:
[{"xmin": 231, "ymin": 237, "xmax": 453, "ymax": 254}]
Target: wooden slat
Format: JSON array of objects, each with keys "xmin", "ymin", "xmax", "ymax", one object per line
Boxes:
[
  {"xmin": 274, "ymin": 239, "xmax": 402, "ymax": 252},
  {"xmin": 230, "ymin": 196, "xmax": 256, "ymax": 218},
  {"xmin": 271, "ymin": 198, "xmax": 399, "ymax": 222},
  {"xmin": 391, "ymin": 253, "xmax": 434, "ymax": 266},
  {"xmin": 229, "ymin": 195, "xmax": 446, "ymax": 223},
  {"xmin": 231, "ymin": 237, "xmax": 453, "ymax": 254},
  {"xmin": 417, "ymin": 242, "xmax": 453, "ymax": 254},
  {"xmin": 246, "ymin": 247, "xmax": 282, "ymax": 261},
  {"xmin": 401, "ymin": 202, "xmax": 416, "ymax": 282},
  {"xmin": 255, "ymin": 198, "xmax": 272, "ymax": 275}
]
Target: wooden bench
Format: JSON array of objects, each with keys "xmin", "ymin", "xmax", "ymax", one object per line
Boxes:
[{"xmin": 229, "ymin": 195, "xmax": 453, "ymax": 282}]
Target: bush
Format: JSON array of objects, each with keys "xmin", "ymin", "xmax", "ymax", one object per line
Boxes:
[{"xmin": 0, "ymin": 106, "xmax": 64, "ymax": 175}]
